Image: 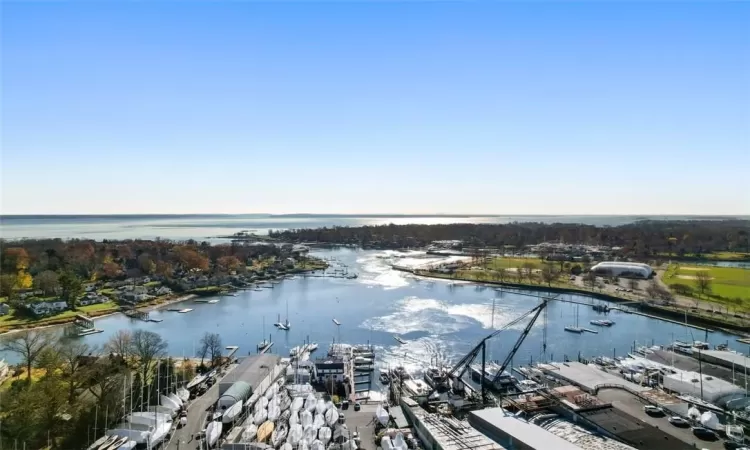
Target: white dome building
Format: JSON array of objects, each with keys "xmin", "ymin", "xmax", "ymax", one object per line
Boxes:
[{"xmin": 590, "ymin": 261, "xmax": 653, "ymax": 279}]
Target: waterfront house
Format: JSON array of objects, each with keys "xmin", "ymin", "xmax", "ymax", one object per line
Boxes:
[
  {"xmin": 79, "ymin": 293, "xmax": 106, "ymax": 306},
  {"xmin": 314, "ymin": 357, "xmax": 346, "ymax": 384},
  {"xmin": 0, "ymin": 303, "xmax": 10, "ymax": 316},
  {"xmin": 27, "ymin": 300, "xmax": 68, "ymax": 316},
  {"xmin": 155, "ymin": 286, "xmax": 172, "ymax": 296},
  {"xmin": 283, "ymin": 257, "xmax": 296, "ymax": 268}
]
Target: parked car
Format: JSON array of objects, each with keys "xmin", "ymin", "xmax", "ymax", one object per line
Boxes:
[
  {"xmin": 354, "ymin": 402, "xmax": 361, "ymax": 411},
  {"xmin": 691, "ymin": 426, "xmax": 717, "ymax": 440},
  {"xmin": 643, "ymin": 405, "xmax": 664, "ymax": 416},
  {"xmin": 668, "ymin": 416, "xmax": 689, "ymax": 427}
]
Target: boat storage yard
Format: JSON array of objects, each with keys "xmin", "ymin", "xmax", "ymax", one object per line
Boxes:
[{"xmin": 92, "ymin": 299, "xmax": 750, "ymax": 450}]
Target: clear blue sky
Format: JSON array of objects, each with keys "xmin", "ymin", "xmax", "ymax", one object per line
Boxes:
[{"xmin": 2, "ymin": 2, "xmax": 748, "ymax": 215}]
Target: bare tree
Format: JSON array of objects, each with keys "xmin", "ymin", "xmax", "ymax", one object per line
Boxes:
[
  {"xmin": 541, "ymin": 265, "xmax": 558, "ymax": 287},
  {"xmin": 57, "ymin": 339, "xmax": 97, "ymax": 403},
  {"xmin": 497, "ymin": 268, "xmax": 506, "ymax": 283},
  {"xmin": 34, "ymin": 270, "xmax": 60, "ymax": 296},
  {"xmin": 104, "ymin": 329, "xmax": 133, "ymax": 359},
  {"xmin": 584, "ymin": 271, "xmax": 597, "ymax": 288},
  {"xmin": 694, "ymin": 271, "xmax": 712, "ymax": 297},
  {"xmin": 131, "ymin": 330, "xmax": 168, "ymax": 386},
  {"xmin": 521, "ymin": 263, "xmax": 535, "ymax": 283},
  {"xmin": 199, "ymin": 332, "xmax": 223, "ymax": 367},
  {"xmin": 0, "ymin": 330, "xmax": 51, "ymax": 380}
]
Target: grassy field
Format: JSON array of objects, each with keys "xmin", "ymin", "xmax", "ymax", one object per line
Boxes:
[
  {"xmin": 0, "ymin": 301, "xmax": 119, "ymax": 331},
  {"xmin": 484, "ymin": 256, "xmax": 546, "ymax": 271},
  {"xmin": 663, "ymin": 263, "xmax": 750, "ymax": 310},
  {"xmin": 658, "ymin": 251, "xmax": 750, "ymax": 261}
]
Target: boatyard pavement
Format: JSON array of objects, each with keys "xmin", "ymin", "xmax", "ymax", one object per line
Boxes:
[
  {"xmin": 597, "ymin": 388, "xmax": 725, "ymax": 450},
  {"xmin": 341, "ymin": 401, "xmax": 379, "ymax": 450},
  {"xmin": 167, "ymin": 365, "xmax": 236, "ymax": 450}
]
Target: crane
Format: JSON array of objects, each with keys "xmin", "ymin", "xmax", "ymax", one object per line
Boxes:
[{"xmin": 436, "ymin": 293, "xmax": 557, "ymax": 404}]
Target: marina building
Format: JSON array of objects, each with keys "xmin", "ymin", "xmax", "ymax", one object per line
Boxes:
[
  {"xmin": 217, "ymin": 354, "xmax": 282, "ymax": 409},
  {"xmin": 400, "ymin": 397, "xmax": 506, "ymax": 450},
  {"xmin": 469, "ymin": 408, "xmax": 581, "ymax": 450},
  {"xmin": 590, "ymin": 262, "xmax": 653, "ymax": 278},
  {"xmin": 662, "ymin": 370, "xmax": 746, "ymax": 407}
]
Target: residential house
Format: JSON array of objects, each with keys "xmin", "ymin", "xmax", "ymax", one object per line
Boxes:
[
  {"xmin": 79, "ymin": 293, "xmax": 106, "ymax": 306},
  {"xmin": 283, "ymin": 258, "xmax": 296, "ymax": 269},
  {"xmin": 155, "ymin": 286, "xmax": 172, "ymax": 296},
  {"xmin": 27, "ymin": 300, "xmax": 68, "ymax": 316}
]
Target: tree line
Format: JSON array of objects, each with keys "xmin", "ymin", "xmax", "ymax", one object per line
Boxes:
[
  {"xmin": 0, "ymin": 328, "xmax": 223, "ymax": 449},
  {"xmin": 0, "ymin": 238, "xmax": 285, "ymax": 303},
  {"xmin": 269, "ymin": 220, "xmax": 750, "ymax": 257}
]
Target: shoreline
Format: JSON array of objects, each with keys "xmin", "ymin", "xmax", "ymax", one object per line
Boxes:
[{"xmin": 398, "ymin": 266, "xmax": 750, "ymax": 337}]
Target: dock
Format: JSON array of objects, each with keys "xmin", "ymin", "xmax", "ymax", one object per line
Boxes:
[{"xmin": 737, "ymin": 338, "xmax": 750, "ymax": 345}]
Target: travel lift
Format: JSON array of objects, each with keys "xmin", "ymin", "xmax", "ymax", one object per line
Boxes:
[{"xmin": 431, "ymin": 292, "xmax": 558, "ymax": 405}]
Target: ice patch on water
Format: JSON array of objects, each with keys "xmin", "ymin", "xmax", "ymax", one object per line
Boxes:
[{"xmin": 361, "ymin": 296, "xmax": 524, "ymax": 335}]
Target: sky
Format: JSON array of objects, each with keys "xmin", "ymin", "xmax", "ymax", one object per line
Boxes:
[{"xmin": 1, "ymin": 2, "xmax": 748, "ymax": 216}]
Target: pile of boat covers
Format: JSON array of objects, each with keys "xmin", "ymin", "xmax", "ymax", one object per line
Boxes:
[{"xmin": 240, "ymin": 380, "xmax": 358, "ymax": 449}]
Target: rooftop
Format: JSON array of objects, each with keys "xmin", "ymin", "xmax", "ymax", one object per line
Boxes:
[
  {"xmin": 469, "ymin": 408, "xmax": 580, "ymax": 450},
  {"xmin": 531, "ymin": 414, "xmax": 635, "ymax": 450},
  {"xmin": 538, "ymin": 362, "xmax": 650, "ymax": 393},
  {"xmin": 219, "ymin": 354, "xmax": 280, "ymax": 394},
  {"xmin": 579, "ymin": 407, "xmax": 695, "ymax": 450},
  {"xmin": 406, "ymin": 402, "xmax": 505, "ymax": 450}
]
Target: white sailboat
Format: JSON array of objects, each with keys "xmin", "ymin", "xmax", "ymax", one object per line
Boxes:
[
  {"xmin": 564, "ymin": 304, "xmax": 583, "ymax": 333},
  {"xmin": 283, "ymin": 298, "xmax": 291, "ymax": 330},
  {"xmin": 222, "ymin": 400, "xmax": 243, "ymax": 423}
]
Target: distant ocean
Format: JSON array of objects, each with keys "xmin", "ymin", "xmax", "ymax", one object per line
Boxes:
[{"xmin": 0, "ymin": 214, "xmax": 746, "ymax": 241}]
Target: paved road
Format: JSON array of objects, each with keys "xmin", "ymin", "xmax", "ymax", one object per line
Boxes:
[
  {"xmin": 166, "ymin": 367, "xmax": 237, "ymax": 450},
  {"xmin": 597, "ymin": 388, "xmax": 726, "ymax": 450}
]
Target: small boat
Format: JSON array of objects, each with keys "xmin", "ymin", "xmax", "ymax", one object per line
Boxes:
[
  {"xmin": 299, "ymin": 439, "xmax": 310, "ymax": 450},
  {"xmin": 280, "ymin": 409, "xmax": 291, "ymax": 424},
  {"xmin": 318, "ymin": 426, "xmax": 332, "ymax": 445},
  {"xmin": 726, "ymin": 424, "xmax": 744, "ymax": 443},
  {"xmin": 589, "ymin": 320, "xmax": 614, "ymax": 327},
  {"xmin": 256, "ymin": 396, "xmax": 269, "ymax": 411},
  {"xmin": 222, "ymin": 400, "xmax": 243, "ymax": 423},
  {"xmin": 207, "ymin": 299, "xmax": 219, "ymax": 304},
  {"xmin": 112, "ymin": 439, "xmax": 136, "ymax": 450},
  {"xmin": 279, "ymin": 393, "xmax": 291, "ymax": 411},
  {"xmin": 160, "ymin": 394, "xmax": 180, "ymax": 411},
  {"xmin": 176, "ymin": 387, "xmax": 190, "ymax": 403},
  {"xmin": 271, "ymin": 422, "xmax": 288, "ymax": 447},
  {"xmin": 185, "ymin": 374, "xmax": 207, "ymax": 390},
  {"xmin": 310, "ymin": 439, "xmax": 325, "ymax": 450},
  {"xmin": 168, "ymin": 392, "xmax": 183, "ymax": 408},
  {"xmin": 102, "ymin": 436, "xmax": 129, "ymax": 450},
  {"xmin": 289, "ymin": 409, "xmax": 299, "ymax": 425},
  {"xmin": 257, "ymin": 420, "xmax": 274, "ymax": 443},
  {"xmin": 393, "ymin": 335, "xmax": 407, "ymax": 345},
  {"xmin": 254, "ymin": 407, "xmax": 268, "ymax": 425},
  {"xmin": 287, "ymin": 424, "xmax": 304, "ymax": 446},
  {"xmin": 291, "ymin": 396, "xmax": 304, "ymax": 411},
  {"xmin": 205, "ymin": 421, "xmax": 222, "ymax": 448},
  {"xmin": 332, "ymin": 318, "xmax": 341, "ymax": 325},
  {"xmin": 241, "ymin": 424, "xmax": 257, "ymax": 442},
  {"xmin": 304, "ymin": 393, "xmax": 317, "ymax": 412},
  {"xmin": 177, "ymin": 308, "xmax": 193, "ymax": 313},
  {"xmin": 280, "ymin": 443, "xmax": 293, "ymax": 450},
  {"xmin": 315, "ymin": 399, "xmax": 326, "ymax": 415},
  {"xmin": 379, "ymin": 372, "xmax": 391, "ymax": 385},
  {"xmin": 393, "ymin": 433, "xmax": 408, "ymax": 450},
  {"xmin": 375, "ymin": 404, "xmax": 389, "ymax": 427},
  {"xmin": 308, "ymin": 342, "xmax": 318, "ymax": 352},
  {"xmin": 265, "ymin": 383, "xmax": 278, "ymax": 400},
  {"xmin": 268, "ymin": 398, "xmax": 281, "ymax": 422},
  {"xmin": 94, "ymin": 435, "xmax": 118, "ymax": 450},
  {"xmin": 564, "ymin": 326, "xmax": 583, "ymax": 333},
  {"xmin": 324, "ymin": 407, "xmax": 339, "ymax": 426},
  {"xmin": 313, "ymin": 413, "xmax": 325, "ymax": 430},
  {"xmin": 300, "ymin": 410, "xmax": 313, "ymax": 428},
  {"xmin": 382, "ymin": 436, "xmax": 394, "ymax": 450},
  {"xmin": 303, "ymin": 424, "xmax": 315, "ymax": 442}
]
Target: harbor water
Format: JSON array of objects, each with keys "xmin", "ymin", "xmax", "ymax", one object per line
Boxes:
[{"xmin": 1, "ymin": 248, "xmax": 744, "ymax": 371}]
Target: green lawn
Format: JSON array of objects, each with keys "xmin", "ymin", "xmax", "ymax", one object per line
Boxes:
[
  {"xmin": 658, "ymin": 251, "xmax": 750, "ymax": 261},
  {"xmin": 663, "ymin": 263, "xmax": 750, "ymax": 310},
  {"xmin": 144, "ymin": 281, "xmax": 161, "ymax": 287},
  {"xmin": 0, "ymin": 301, "xmax": 119, "ymax": 331},
  {"xmin": 484, "ymin": 257, "xmax": 545, "ymax": 270}
]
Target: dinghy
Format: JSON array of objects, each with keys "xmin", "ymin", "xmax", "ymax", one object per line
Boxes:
[
  {"xmin": 95, "ymin": 435, "xmax": 118, "ymax": 450},
  {"xmin": 324, "ymin": 407, "xmax": 339, "ymax": 426},
  {"xmin": 254, "ymin": 407, "xmax": 268, "ymax": 425},
  {"xmin": 313, "ymin": 413, "xmax": 325, "ymax": 430},
  {"xmin": 393, "ymin": 432, "xmax": 407, "ymax": 450},
  {"xmin": 267, "ymin": 398, "xmax": 281, "ymax": 422},
  {"xmin": 315, "ymin": 399, "xmax": 326, "ymax": 415},
  {"xmin": 205, "ymin": 421, "xmax": 222, "ymax": 448},
  {"xmin": 271, "ymin": 422, "xmax": 288, "ymax": 447},
  {"xmin": 291, "ymin": 396, "xmax": 304, "ymax": 411},
  {"xmin": 304, "ymin": 393, "xmax": 317, "ymax": 412},
  {"xmin": 280, "ymin": 444, "xmax": 293, "ymax": 450},
  {"xmin": 311, "ymin": 440, "xmax": 325, "ymax": 450},
  {"xmin": 241, "ymin": 424, "xmax": 257, "ymax": 442},
  {"xmin": 257, "ymin": 420, "xmax": 274, "ymax": 443},
  {"xmin": 381, "ymin": 436, "xmax": 394, "ymax": 450},
  {"xmin": 113, "ymin": 440, "xmax": 136, "ymax": 450},
  {"xmin": 324, "ymin": 400, "xmax": 334, "ymax": 412},
  {"xmin": 318, "ymin": 427, "xmax": 332, "ymax": 445},
  {"xmin": 222, "ymin": 400, "xmax": 243, "ymax": 423},
  {"xmin": 298, "ymin": 438, "xmax": 309, "ymax": 450},
  {"xmin": 289, "ymin": 409, "xmax": 299, "ymax": 426}
]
